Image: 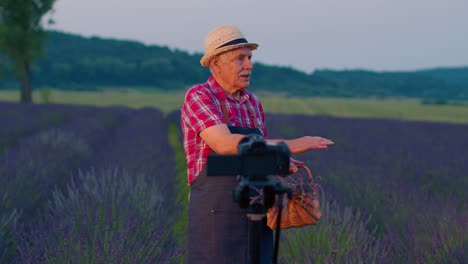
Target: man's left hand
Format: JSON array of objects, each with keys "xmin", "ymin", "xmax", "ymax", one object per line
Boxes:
[{"xmin": 289, "ymin": 158, "xmax": 304, "ymax": 174}]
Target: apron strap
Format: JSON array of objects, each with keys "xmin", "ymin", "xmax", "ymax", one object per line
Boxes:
[
  {"xmin": 220, "ymin": 100, "xmax": 231, "ymax": 125},
  {"xmin": 220, "ymin": 100, "xmax": 259, "ymax": 128},
  {"xmin": 246, "ymin": 100, "xmax": 260, "ymax": 128}
]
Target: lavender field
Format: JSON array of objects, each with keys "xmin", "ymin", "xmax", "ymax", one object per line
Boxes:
[
  {"xmin": 1, "ymin": 101, "xmax": 467, "ymax": 263},
  {"xmin": 263, "ymin": 114, "xmax": 468, "ymax": 263},
  {"xmin": 1, "ymin": 102, "xmax": 181, "ymax": 263}
]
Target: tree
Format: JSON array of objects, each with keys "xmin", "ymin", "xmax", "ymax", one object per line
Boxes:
[{"xmin": 0, "ymin": 0, "xmax": 55, "ymax": 103}]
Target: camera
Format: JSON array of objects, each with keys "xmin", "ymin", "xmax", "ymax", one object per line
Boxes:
[{"xmin": 207, "ymin": 134, "xmax": 290, "ymax": 180}]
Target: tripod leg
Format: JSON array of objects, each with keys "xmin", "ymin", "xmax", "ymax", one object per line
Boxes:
[
  {"xmin": 273, "ymin": 193, "xmax": 284, "ymax": 264},
  {"xmin": 249, "ymin": 218, "xmax": 262, "ymax": 264}
]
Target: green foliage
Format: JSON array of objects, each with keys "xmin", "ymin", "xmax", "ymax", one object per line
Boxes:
[
  {"xmin": 30, "ymin": 31, "xmax": 209, "ymax": 90},
  {"xmin": 418, "ymin": 66, "xmax": 468, "ymax": 88},
  {"xmin": 0, "ymin": 0, "xmax": 55, "ymax": 69},
  {"xmin": 168, "ymin": 123, "xmax": 189, "ymax": 262},
  {"xmin": 39, "ymin": 87, "xmax": 52, "ymax": 103},
  {"xmin": 1, "ymin": 30, "xmax": 467, "ymax": 100},
  {"xmin": 312, "ymin": 69, "xmax": 467, "ymax": 100},
  {"xmin": 0, "ymin": 209, "xmax": 19, "ymax": 262},
  {"xmin": 0, "ymin": 0, "xmax": 56, "ymax": 102}
]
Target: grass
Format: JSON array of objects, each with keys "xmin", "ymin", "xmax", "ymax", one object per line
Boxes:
[
  {"xmin": 1, "ymin": 89, "xmax": 468, "ymax": 123},
  {"xmin": 167, "ymin": 123, "xmax": 189, "ymax": 264},
  {"xmin": 261, "ymin": 96, "xmax": 468, "ymax": 124},
  {"xmin": 0, "ymin": 89, "xmax": 185, "ymax": 114}
]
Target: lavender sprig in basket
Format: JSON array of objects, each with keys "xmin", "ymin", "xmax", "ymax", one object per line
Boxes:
[{"xmin": 250, "ymin": 165, "xmax": 323, "ymax": 229}]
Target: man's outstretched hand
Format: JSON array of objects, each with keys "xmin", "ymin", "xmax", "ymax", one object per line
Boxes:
[{"xmin": 288, "ymin": 136, "xmax": 334, "ymax": 154}]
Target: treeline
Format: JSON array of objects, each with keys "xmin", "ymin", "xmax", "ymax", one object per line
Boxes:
[{"xmin": 0, "ymin": 31, "xmax": 467, "ymax": 100}]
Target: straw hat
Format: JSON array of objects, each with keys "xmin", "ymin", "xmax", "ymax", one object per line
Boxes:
[{"xmin": 200, "ymin": 25, "xmax": 259, "ymax": 67}]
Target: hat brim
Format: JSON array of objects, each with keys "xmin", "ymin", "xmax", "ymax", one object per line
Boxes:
[{"xmin": 200, "ymin": 43, "xmax": 258, "ymax": 67}]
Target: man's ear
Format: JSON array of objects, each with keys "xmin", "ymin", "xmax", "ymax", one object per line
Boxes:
[{"xmin": 211, "ymin": 56, "xmax": 221, "ymax": 71}]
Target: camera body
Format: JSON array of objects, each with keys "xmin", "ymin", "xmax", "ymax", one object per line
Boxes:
[{"xmin": 207, "ymin": 134, "xmax": 290, "ymax": 180}]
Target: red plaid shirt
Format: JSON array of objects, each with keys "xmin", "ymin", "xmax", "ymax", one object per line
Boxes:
[{"xmin": 181, "ymin": 76, "xmax": 267, "ymax": 185}]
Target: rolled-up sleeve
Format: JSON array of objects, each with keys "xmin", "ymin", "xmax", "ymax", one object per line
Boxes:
[{"xmin": 182, "ymin": 88, "xmax": 224, "ymax": 135}]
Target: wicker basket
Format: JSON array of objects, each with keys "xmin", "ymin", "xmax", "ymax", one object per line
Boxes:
[{"xmin": 266, "ymin": 165, "xmax": 322, "ymax": 229}]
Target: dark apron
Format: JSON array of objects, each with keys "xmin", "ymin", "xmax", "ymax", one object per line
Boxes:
[{"xmin": 187, "ymin": 125, "xmax": 273, "ymax": 264}]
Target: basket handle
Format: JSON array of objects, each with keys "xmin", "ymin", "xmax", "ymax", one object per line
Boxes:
[{"xmin": 301, "ymin": 165, "xmax": 313, "ymax": 184}]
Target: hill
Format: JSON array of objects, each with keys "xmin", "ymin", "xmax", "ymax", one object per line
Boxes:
[{"xmin": 0, "ymin": 31, "xmax": 467, "ymax": 100}]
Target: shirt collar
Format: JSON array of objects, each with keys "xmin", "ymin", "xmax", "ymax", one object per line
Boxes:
[{"xmin": 207, "ymin": 75, "xmax": 251, "ymax": 102}]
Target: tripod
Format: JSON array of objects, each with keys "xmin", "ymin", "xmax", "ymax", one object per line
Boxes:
[
  {"xmin": 206, "ymin": 134, "xmax": 292, "ymax": 263},
  {"xmin": 234, "ymin": 176, "xmax": 291, "ymax": 264}
]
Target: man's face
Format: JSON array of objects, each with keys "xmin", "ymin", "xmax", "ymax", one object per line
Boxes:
[{"xmin": 216, "ymin": 47, "xmax": 253, "ymax": 93}]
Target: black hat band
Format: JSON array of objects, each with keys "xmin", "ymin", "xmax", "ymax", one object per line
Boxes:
[{"xmin": 216, "ymin": 38, "xmax": 248, "ymax": 50}]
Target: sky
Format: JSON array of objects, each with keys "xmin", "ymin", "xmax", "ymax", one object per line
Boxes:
[{"xmin": 45, "ymin": 0, "xmax": 468, "ymax": 73}]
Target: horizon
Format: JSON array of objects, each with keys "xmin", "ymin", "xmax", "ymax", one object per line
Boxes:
[
  {"xmin": 47, "ymin": 29, "xmax": 468, "ymax": 74},
  {"xmin": 45, "ymin": 0, "xmax": 468, "ymax": 74}
]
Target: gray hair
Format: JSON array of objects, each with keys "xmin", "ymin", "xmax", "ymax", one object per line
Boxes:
[{"xmin": 208, "ymin": 53, "xmax": 229, "ymax": 73}]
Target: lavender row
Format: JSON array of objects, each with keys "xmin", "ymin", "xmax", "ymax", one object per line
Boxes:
[
  {"xmin": 15, "ymin": 169, "xmax": 181, "ymax": 263},
  {"xmin": 1, "ymin": 103, "xmax": 179, "ymax": 262},
  {"xmin": 266, "ymin": 114, "xmax": 468, "ymax": 204},
  {"xmin": 280, "ymin": 200, "xmax": 394, "ymax": 263},
  {"xmin": 266, "ymin": 114, "xmax": 468, "ymax": 179},
  {"xmin": 0, "ymin": 102, "xmax": 75, "ymax": 153},
  {"xmin": 83, "ymin": 107, "xmax": 176, "ymax": 194},
  {"xmin": 73, "ymin": 106, "xmax": 181, "ymax": 252},
  {"xmin": 265, "ymin": 113, "xmax": 467, "ymax": 262},
  {"xmin": 1, "ymin": 105, "xmax": 126, "ymax": 219},
  {"xmin": 0, "ymin": 104, "xmax": 128, "ymax": 262}
]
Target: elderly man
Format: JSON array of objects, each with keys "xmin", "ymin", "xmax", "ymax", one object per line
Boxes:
[{"xmin": 181, "ymin": 25, "xmax": 333, "ymax": 264}]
